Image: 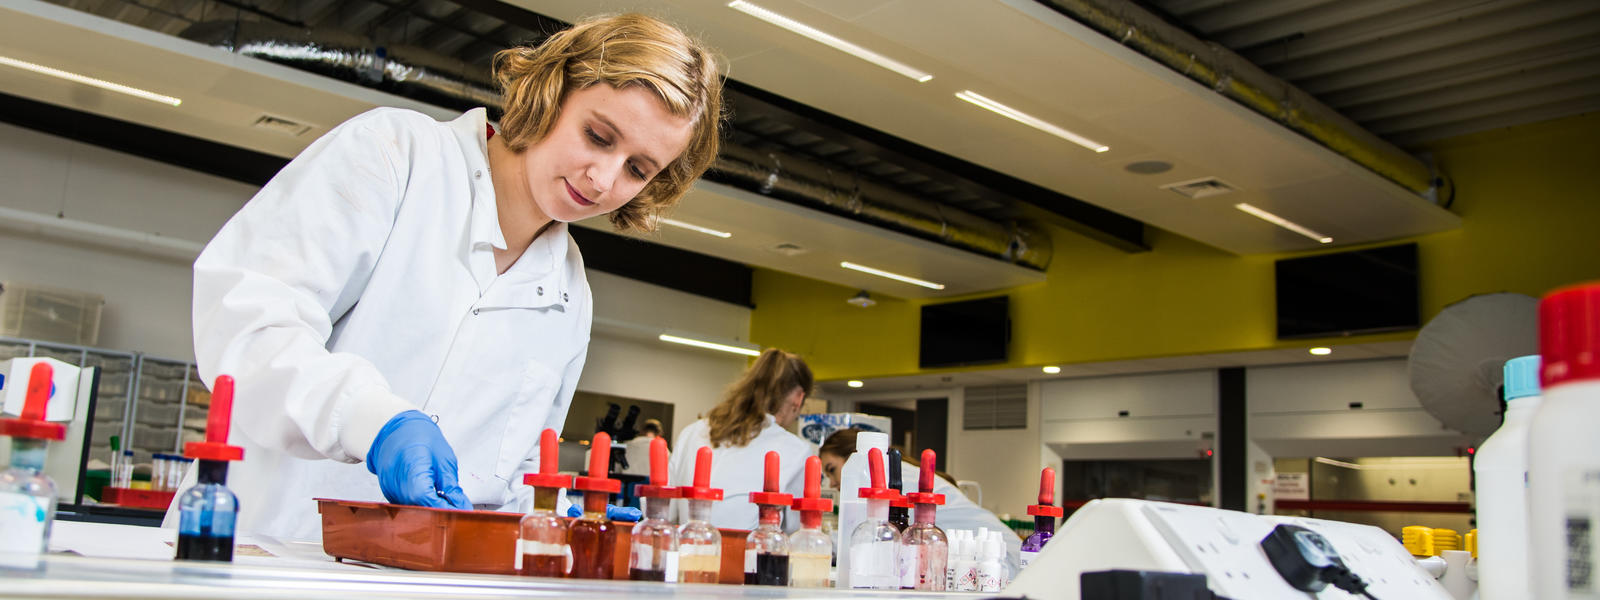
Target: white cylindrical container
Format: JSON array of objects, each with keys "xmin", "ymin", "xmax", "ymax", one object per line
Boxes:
[
  {"xmin": 833, "ymin": 431, "xmax": 887, "ymax": 589},
  {"xmin": 1528, "ymin": 283, "xmax": 1600, "ymax": 600},
  {"xmin": 1475, "ymin": 355, "xmax": 1541, "ymax": 599}
]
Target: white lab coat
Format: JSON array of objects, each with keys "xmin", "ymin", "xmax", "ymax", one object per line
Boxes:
[
  {"xmin": 668, "ymin": 416, "xmax": 811, "ymax": 531},
  {"xmin": 178, "ymin": 107, "xmax": 591, "ymax": 540},
  {"xmin": 901, "ymin": 461, "xmax": 1022, "ymax": 572}
]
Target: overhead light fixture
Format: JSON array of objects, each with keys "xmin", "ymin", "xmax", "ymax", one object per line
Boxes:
[
  {"xmin": 840, "ymin": 261, "xmax": 945, "ymax": 290},
  {"xmin": 1309, "ymin": 347, "xmax": 1332, "ymax": 356},
  {"xmin": 659, "ymin": 217, "xmax": 732, "ymax": 238},
  {"xmin": 847, "ymin": 380, "xmax": 864, "ymax": 388},
  {"xmin": 0, "ymin": 55, "xmax": 181, "ymax": 107},
  {"xmin": 847, "ymin": 290, "xmax": 877, "ymax": 308},
  {"xmin": 1234, "ymin": 203, "xmax": 1333, "ymax": 244},
  {"xmin": 954, "ymin": 90, "xmax": 1107, "ymax": 153},
  {"xmin": 1042, "ymin": 366, "xmax": 1061, "ymax": 374},
  {"xmin": 658, "ymin": 334, "xmax": 762, "ymax": 357},
  {"xmin": 727, "ymin": 1, "xmax": 933, "ymax": 83}
]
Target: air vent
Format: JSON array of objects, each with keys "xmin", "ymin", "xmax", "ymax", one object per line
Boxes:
[
  {"xmin": 1161, "ymin": 177, "xmax": 1237, "ymax": 199},
  {"xmin": 252, "ymin": 114, "xmax": 313, "ymax": 137},
  {"xmin": 768, "ymin": 242, "xmax": 808, "ymax": 257},
  {"xmin": 963, "ymin": 384, "xmax": 1027, "ymax": 430}
]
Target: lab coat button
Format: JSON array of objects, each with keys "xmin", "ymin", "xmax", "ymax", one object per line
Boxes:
[
  {"xmin": 562, "ymin": 293, "xmax": 568, "ymax": 302},
  {"xmin": 537, "ymin": 286, "xmax": 543, "ymax": 296},
  {"xmin": 474, "ymin": 170, "xmax": 483, "ymax": 179}
]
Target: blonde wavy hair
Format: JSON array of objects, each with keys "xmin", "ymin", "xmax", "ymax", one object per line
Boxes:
[
  {"xmin": 707, "ymin": 348, "xmax": 813, "ymax": 448},
  {"xmin": 491, "ymin": 13, "xmax": 724, "ymax": 233}
]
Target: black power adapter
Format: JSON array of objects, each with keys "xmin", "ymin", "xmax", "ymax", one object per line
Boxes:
[{"xmin": 1260, "ymin": 524, "xmax": 1380, "ymax": 599}]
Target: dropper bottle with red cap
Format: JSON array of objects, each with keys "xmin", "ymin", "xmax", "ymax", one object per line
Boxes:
[
  {"xmin": 0, "ymin": 363, "xmax": 67, "ymax": 568},
  {"xmin": 628, "ymin": 437, "xmax": 678, "ymax": 582},
  {"xmin": 176, "ymin": 375, "xmax": 245, "ymax": 561},
  {"xmin": 677, "ymin": 446, "xmax": 724, "ymax": 583},
  {"xmin": 568, "ymin": 431, "xmax": 622, "ymax": 579},
  {"xmin": 789, "ymin": 456, "xmax": 834, "ymax": 587},
  {"xmin": 901, "ymin": 449, "xmax": 949, "ymax": 590},
  {"xmin": 1020, "ymin": 467, "xmax": 1062, "ymax": 569},
  {"xmin": 744, "ymin": 451, "xmax": 792, "ymax": 585},
  {"xmin": 847, "ymin": 447, "xmax": 902, "ymax": 589},
  {"xmin": 518, "ymin": 429, "xmax": 572, "ymax": 578}
]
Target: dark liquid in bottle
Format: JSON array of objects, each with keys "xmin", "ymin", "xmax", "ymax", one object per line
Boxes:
[
  {"xmin": 567, "ymin": 519, "xmax": 616, "ymax": 579},
  {"xmin": 889, "ymin": 508, "xmax": 910, "ymax": 532},
  {"xmin": 520, "ymin": 553, "xmax": 566, "ymax": 577},
  {"xmin": 630, "ymin": 567, "xmax": 667, "ymax": 581},
  {"xmin": 175, "ymin": 533, "xmax": 234, "ymax": 562},
  {"xmin": 755, "ymin": 553, "xmax": 789, "ymax": 586}
]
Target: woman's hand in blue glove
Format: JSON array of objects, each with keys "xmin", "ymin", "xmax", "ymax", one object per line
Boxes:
[
  {"xmin": 566, "ymin": 503, "xmax": 643, "ymax": 522},
  {"xmin": 366, "ymin": 410, "xmax": 472, "ymax": 509}
]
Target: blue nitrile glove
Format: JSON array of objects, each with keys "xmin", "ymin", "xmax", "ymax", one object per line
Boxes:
[
  {"xmin": 566, "ymin": 503, "xmax": 642, "ymax": 522},
  {"xmin": 366, "ymin": 410, "xmax": 472, "ymax": 510}
]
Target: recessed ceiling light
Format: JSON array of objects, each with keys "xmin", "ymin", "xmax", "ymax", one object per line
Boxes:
[
  {"xmin": 840, "ymin": 261, "xmax": 945, "ymax": 290},
  {"xmin": 659, "ymin": 217, "xmax": 732, "ymax": 238},
  {"xmin": 1235, "ymin": 203, "xmax": 1333, "ymax": 244},
  {"xmin": 0, "ymin": 55, "xmax": 181, "ymax": 106},
  {"xmin": 727, "ymin": 1, "xmax": 933, "ymax": 83},
  {"xmin": 1309, "ymin": 347, "xmax": 1332, "ymax": 356},
  {"xmin": 1042, "ymin": 366, "xmax": 1061, "ymax": 374},
  {"xmin": 658, "ymin": 334, "xmax": 761, "ymax": 357},
  {"xmin": 847, "ymin": 380, "xmax": 864, "ymax": 388},
  {"xmin": 954, "ymin": 90, "xmax": 1108, "ymax": 153}
]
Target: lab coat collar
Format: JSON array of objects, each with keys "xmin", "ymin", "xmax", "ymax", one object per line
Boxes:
[{"xmin": 445, "ymin": 108, "xmax": 507, "ymax": 251}]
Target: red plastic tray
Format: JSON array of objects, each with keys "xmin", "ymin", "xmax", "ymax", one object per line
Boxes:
[{"xmin": 101, "ymin": 487, "xmax": 176, "ymax": 510}]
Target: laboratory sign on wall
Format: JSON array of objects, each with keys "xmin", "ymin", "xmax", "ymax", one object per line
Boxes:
[{"xmin": 1273, "ymin": 473, "xmax": 1310, "ymax": 501}]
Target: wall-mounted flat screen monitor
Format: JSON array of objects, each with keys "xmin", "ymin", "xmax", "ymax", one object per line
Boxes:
[
  {"xmin": 920, "ymin": 296, "xmax": 1009, "ymax": 368},
  {"xmin": 1276, "ymin": 243, "xmax": 1420, "ymax": 339}
]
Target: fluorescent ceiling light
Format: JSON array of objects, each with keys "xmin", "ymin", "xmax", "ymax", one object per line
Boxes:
[
  {"xmin": 727, "ymin": 1, "xmax": 933, "ymax": 83},
  {"xmin": 955, "ymin": 90, "xmax": 1107, "ymax": 153},
  {"xmin": 1234, "ymin": 203, "xmax": 1333, "ymax": 244},
  {"xmin": 658, "ymin": 334, "xmax": 761, "ymax": 357},
  {"xmin": 660, "ymin": 217, "xmax": 732, "ymax": 238},
  {"xmin": 0, "ymin": 55, "xmax": 181, "ymax": 107},
  {"xmin": 847, "ymin": 380, "xmax": 864, "ymax": 388},
  {"xmin": 840, "ymin": 261, "xmax": 945, "ymax": 290},
  {"xmin": 1309, "ymin": 347, "xmax": 1332, "ymax": 356},
  {"xmin": 1042, "ymin": 366, "xmax": 1061, "ymax": 374}
]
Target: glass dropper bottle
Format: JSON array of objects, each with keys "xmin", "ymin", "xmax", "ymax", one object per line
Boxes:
[
  {"xmin": 1020, "ymin": 467, "xmax": 1063, "ymax": 570},
  {"xmin": 676, "ymin": 446, "xmax": 724, "ymax": 584},
  {"xmin": 788, "ymin": 456, "xmax": 834, "ymax": 588},
  {"xmin": 848, "ymin": 447, "xmax": 901, "ymax": 589},
  {"xmin": 0, "ymin": 363, "xmax": 66, "ymax": 569},
  {"xmin": 887, "ymin": 449, "xmax": 910, "ymax": 533},
  {"xmin": 518, "ymin": 428, "xmax": 572, "ymax": 578},
  {"xmin": 568, "ymin": 431, "xmax": 621, "ymax": 580},
  {"xmin": 902, "ymin": 449, "xmax": 949, "ymax": 590},
  {"xmin": 628, "ymin": 437, "xmax": 678, "ymax": 582},
  {"xmin": 176, "ymin": 375, "xmax": 244, "ymax": 562},
  {"xmin": 745, "ymin": 451, "xmax": 792, "ymax": 585}
]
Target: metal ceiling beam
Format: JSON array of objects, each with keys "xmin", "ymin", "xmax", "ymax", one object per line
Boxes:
[
  {"xmin": 1216, "ymin": 0, "xmax": 1430, "ymax": 50},
  {"xmin": 1367, "ymin": 76, "xmax": 1600, "ymax": 135},
  {"xmin": 1323, "ymin": 43, "xmax": 1600, "ymax": 109},
  {"xmin": 1386, "ymin": 95, "xmax": 1600, "ymax": 146},
  {"xmin": 1243, "ymin": 0, "xmax": 1523, "ymax": 68},
  {"xmin": 1343, "ymin": 59, "xmax": 1600, "ymax": 122},
  {"xmin": 1181, "ymin": 0, "xmax": 1333, "ymax": 35}
]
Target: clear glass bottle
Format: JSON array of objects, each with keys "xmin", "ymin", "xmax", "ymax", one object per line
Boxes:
[
  {"xmin": 901, "ymin": 450, "xmax": 949, "ymax": 590},
  {"xmin": 0, "ymin": 363, "xmax": 64, "ymax": 570},
  {"xmin": 568, "ymin": 432, "xmax": 620, "ymax": 580},
  {"xmin": 628, "ymin": 437, "xmax": 678, "ymax": 582},
  {"xmin": 175, "ymin": 375, "xmax": 244, "ymax": 562},
  {"xmin": 745, "ymin": 451, "xmax": 791, "ymax": 586},
  {"xmin": 789, "ymin": 456, "xmax": 834, "ymax": 588},
  {"xmin": 849, "ymin": 448, "xmax": 901, "ymax": 589},
  {"xmin": 677, "ymin": 446, "xmax": 723, "ymax": 584},
  {"xmin": 1020, "ymin": 467, "xmax": 1062, "ymax": 570},
  {"xmin": 519, "ymin": 428, "xmax": 571, "ymax": 578}
]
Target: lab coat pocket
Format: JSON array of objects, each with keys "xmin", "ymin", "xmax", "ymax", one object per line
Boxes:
[{"xmin": 494, "ymin": 359, "xmax": 562, "ymax": 483}]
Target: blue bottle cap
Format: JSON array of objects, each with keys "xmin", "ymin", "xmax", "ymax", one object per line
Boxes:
[{"xmin": 1504, "ymin": 355, "xmax": 1541, "ymax": 400}]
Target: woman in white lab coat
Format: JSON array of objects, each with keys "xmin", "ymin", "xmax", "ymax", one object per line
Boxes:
[
  {"xmin": 180, "ymin": 14, "xmax": 724, "ymax": 540},
  {"xmin": 668, "ymin": 349, "xmax": 814, "ymax": 530}
]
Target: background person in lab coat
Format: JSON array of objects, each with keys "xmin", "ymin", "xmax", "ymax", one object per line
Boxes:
[
  {"xmin": 619, "ymin": 418, "xmax": 664, "ymax": 476},
  {"xmin": 669, "ymin": 349, "xmax": 814, "ymax": 530},
  {"xmin": 180, "ymin": 14, "xmax": 724, "ymax": 540},
  {"xmin": 819, "ymin": 428, "xmax": 1023, "ymax": 570}
]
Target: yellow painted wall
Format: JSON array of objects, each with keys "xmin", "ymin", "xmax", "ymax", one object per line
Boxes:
[{"xmin": 750, "ymin": 112, "xmax": 1600, "ymax": 380}]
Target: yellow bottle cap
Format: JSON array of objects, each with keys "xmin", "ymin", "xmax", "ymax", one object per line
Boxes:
[
  {"xmin": 1464, "ymin": 529, "xmax": 1478, "ymax": 558},
  {"xmin": 1403, "ymin": 526, "xmax": 1435, "ymax": 557},
  {"xmin": 1433, "ymin": 528, "xmax": 1460, "ymax": 553}
]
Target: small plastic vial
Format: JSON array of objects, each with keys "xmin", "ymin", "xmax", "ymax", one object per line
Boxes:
[
  {"xmin": 848, "ymin": 448, "xmax": 901, "ymax": 589},
  {"xmin": 568, "ymin": 432, "xmax": 621, "ymax": 580},
  {"xmin": 519, "ymin": 428, "xmax": 572, "ymax": 578},
  {"xmin": 789, "ymin": 456, "xmax": 834, "ymax": 588},
  {"xmin": 676, "ymin": 446, "xmax": 723, "ymax": 584},
  {"xmin": 744, "ymin": 451, "xmax": 791, "ymax": 586},
  {"xmin": 1020, "ymin": 467, "xmax": 1063, "ymax": 570},
  {"xmin": 176, "ymin": 375, "xmax": 244, "ymax": 562},
  {"xmin": 628, "ymin": 437, "xmax": 678, "ymax": 582},
  {"xmin": 901, "ymin": 450, "xmax": 949, "ymax": 591},
  {"xmin": 0, "ymin": 363, "xmax": 66, "ymax": 569}
]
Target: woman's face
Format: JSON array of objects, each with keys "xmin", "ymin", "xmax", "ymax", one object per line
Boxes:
[
  {"xmin": 820, "ymin": 452, "xmax": 846, "ymax": 489},
  {"xmin": 518, "ymin": 83, "xmax": 694, "ymax": 224},
  {"xmin": 774, "ymin": 386, "xmax": 805, "ymax": 429}
]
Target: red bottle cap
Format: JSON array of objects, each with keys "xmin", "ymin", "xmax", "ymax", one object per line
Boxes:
[
  {"xmin": 183, "ymin": 375, "xmax": 244, "ymax": 461},
  {"xmin": 573, "ymin": 431, "xmax": 621, "ymax": 493},
  {"xmin": 791, "ymin": 456, "xmax": 832, "ymax": 514},
  {"xmin": 523, "ymin": 429, "xmax": 573, "ymax": 489},
  {"xmin": 890, "ymin": 492, "xmax": 913, "ymax": 509},
  {"xmin": 750, "ymin": 450, "xmax": 793, "ymax": 506},
  {"xmin": 1027, "ymin": 467, "xmax": 1064, "ymax": 518},
  {"xmin": 0, "ymin": 363, "xmax": 65, "ymax": 441},
  {"xmin": 679, "ymin": 446, "xmax": 724, "ymax": 501},
  {"xmin": 635, "ymin": 437, "xmax": 678, "ymax": 499},
  {"xmin": 858, "ymin": 448, "xmax": 897, "ymax": 500},
  {"xmin": 905, "ymin": 449, "xmax": 945, "ymax": 506},
  {"xmin": 1542, "ymin": 282, "xmax": 1600, "ymax": 388}
]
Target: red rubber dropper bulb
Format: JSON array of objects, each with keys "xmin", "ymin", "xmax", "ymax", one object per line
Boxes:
[
  {"xmin": 680, "ymin": 446, "xmax": 723, "ymax": 501},
  {"xmin": 184, "ymin": 376, "xmax": 243, "ymax": 461},
  {"xmin": 1027, "ymin": 467, "xmax": 1064, "ymax": 518},
  {"xmin": 906, "ymin": 449, "xmax": 945, "ymax": 506},
  {"xmin": 651, "ymin": 437, "xmax": 669, "ymax": 486},
  {"xmin": 792, "ymin": 456, "xmax": 832, "ymax": 529},
  {"xmin": 0, "ymin": 362, "xmax": 64, "ymax": 440},
  {"xmin": 523, "ymin": 429, "xmax": 572, "ymax": 488},
  {"xmin": 765, "ymin": 451, "xmax": 780, "ymax": 493},
  {"xmin": 572, "ymin": 432, "xmax": 620, "ymax": 493}
]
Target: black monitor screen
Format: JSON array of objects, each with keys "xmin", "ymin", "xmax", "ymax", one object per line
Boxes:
[
  {"xmin": 920, "ymin": 296, "xmax": 1009, "ymax": 368},
  {"xmin": 1275, "ymin": 243, "xmax": 1420, "ymax": 339}
]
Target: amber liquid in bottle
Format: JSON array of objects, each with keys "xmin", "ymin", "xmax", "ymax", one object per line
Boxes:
[
  {"xmin": 520, "ymin": 554, "xmax": 566, "ymax": 577},
  {"xmin": 567, "ymin": 493, "xmax": 616, "ymax": 580}
]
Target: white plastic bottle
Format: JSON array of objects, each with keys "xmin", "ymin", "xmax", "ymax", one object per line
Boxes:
[
  {"xmin": 1528, "ymin": 283, "xmax": 1600, "ymax": 599},
  {"xmin": 952, "ymin": 531, "xmax": 978, "ymax": 591},
  {"xmin": 834, "ymin": 431, "xmax": 888, "ymax": 589},
  {"xmin": 976, "ymin": 531, "xmax": 1004, "ymax": 592},
  {"xmin": 1475, "ymin": 354, "xmax": 1541, "ymax": 599}
]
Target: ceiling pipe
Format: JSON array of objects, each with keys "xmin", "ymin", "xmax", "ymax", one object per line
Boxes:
[
  {"xmin": 179, "ymin": 20, "xmax": 1054, "ymax": 271},
  {"xmin": 1035, "ymin": 0, "xmax": 1449, "ymax": 201}
]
